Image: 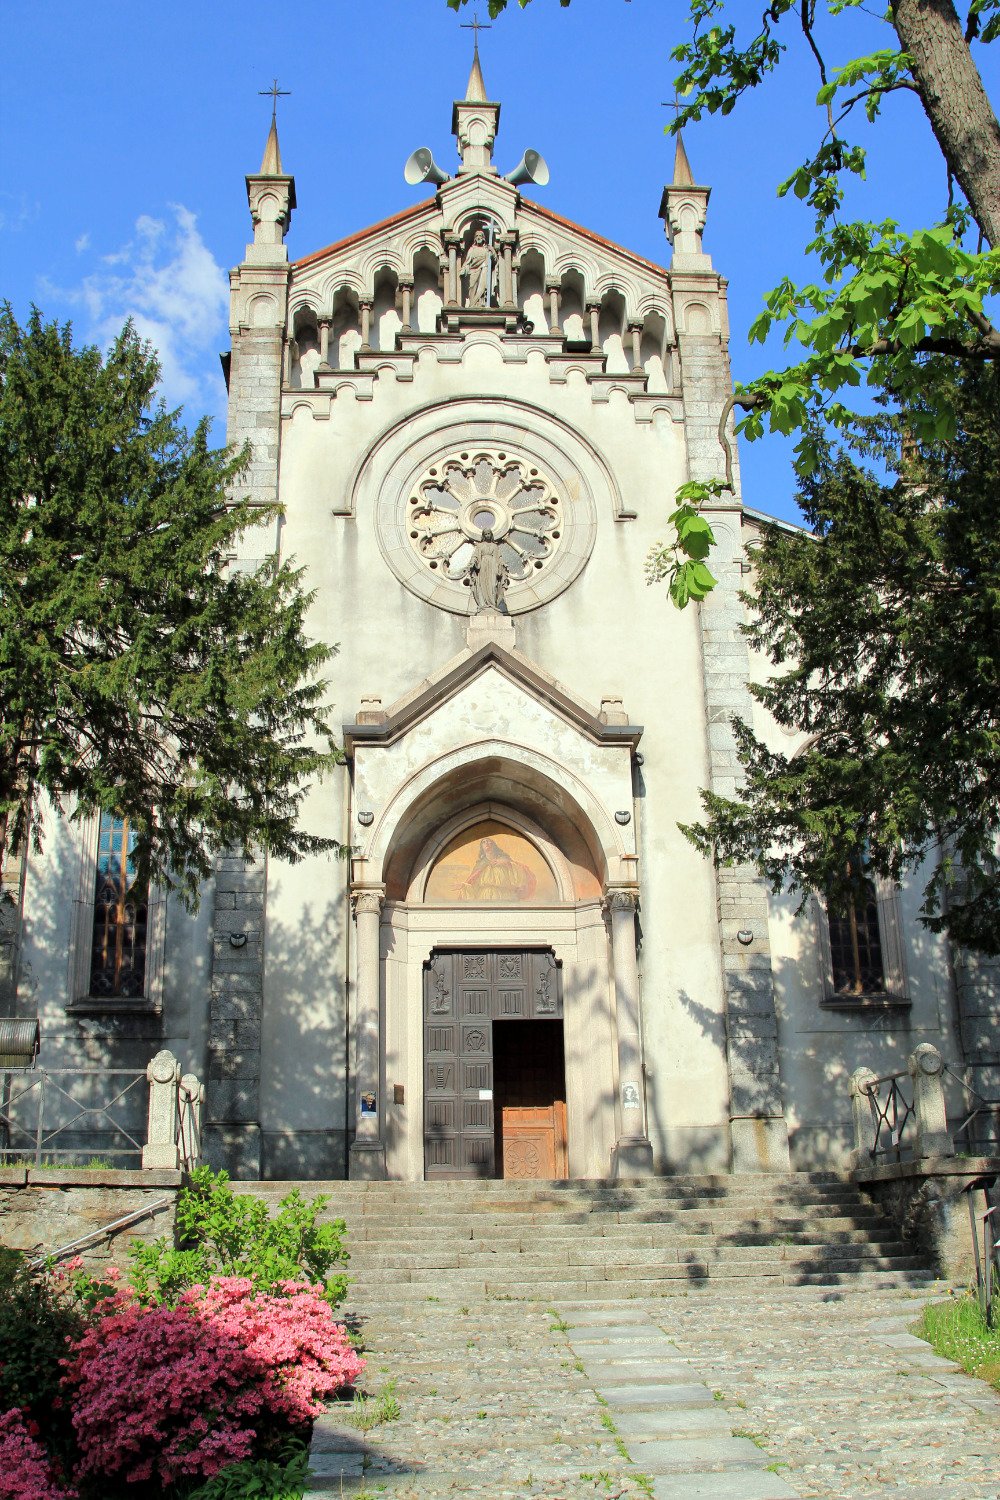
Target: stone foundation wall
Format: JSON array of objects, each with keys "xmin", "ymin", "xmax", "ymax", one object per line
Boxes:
[
  {"xmin": 0, "ymin": 1167, "xmax": 181, "ymax": 1271},
  {"xmin": 855, "ymin": 1159, "xmax": 999, "ymax": 1282}
]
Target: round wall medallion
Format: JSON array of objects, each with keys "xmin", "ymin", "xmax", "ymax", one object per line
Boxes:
[
  {"xmin": 407, "ymin": 450, "xmax": 563, "ymax": 589},
  {"xmin": 360, "ymin": 403, "xmax": 603, "ymax": 616}
]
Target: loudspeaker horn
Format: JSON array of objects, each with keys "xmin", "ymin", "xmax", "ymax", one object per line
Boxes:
[
  {"xmin": 403, "ymin": 147, "xmax": 451, "ymax": 186},
  {"xmin": 504, "ymin": 148, "xmax": 550, "ymax": 187}
]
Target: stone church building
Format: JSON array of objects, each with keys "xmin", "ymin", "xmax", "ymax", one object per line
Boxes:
[{"xmin": 4, "ymin": 51, "xmax": 994, "ymax": 1182}]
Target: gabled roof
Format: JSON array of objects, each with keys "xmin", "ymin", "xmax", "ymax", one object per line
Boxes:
[
  {"xmin": 293, "ymin": 199, "xmax": 435, "ymax": 270},
  {"xmin": 289, "ymin": 192, "xmax": 668, "ymax": 284},
  {"xmin": 343, "ymin": 641, "xmax": 642, "ymax": 757},
  {"xmin": 522, "ymin": 201, "xmax": 668, "ymax": 280}
]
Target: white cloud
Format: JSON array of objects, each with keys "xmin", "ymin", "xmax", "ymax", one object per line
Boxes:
[
  {"xmin": 0, "ymin": 192, "xmax": 40, "ymax": 233},
  {"xmin": 50, "ymin": 205, "xmax": 229, "ymax": 422},
  {"xmin": 74, "ymin": 233, "xmax": 90, "ymax": 253}
]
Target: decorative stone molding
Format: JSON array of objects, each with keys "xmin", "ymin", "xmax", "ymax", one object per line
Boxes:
[
  {"xmin": 406, "ymin": 449, "xmax": 563, "ymax": 598},
  {"xmin": 351, "ymin": 890, "xmax": 385, "ymax": 919},
  {"xmin": 603, "ymin": 887, "xmax": 639, "ymax": 915}
]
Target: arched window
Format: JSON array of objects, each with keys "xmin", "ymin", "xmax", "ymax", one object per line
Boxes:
[
  {"xmin": 826, "ymin": 852, "xmax": 885, "ymax": 995},
  {"xmin": 89, "ymin": 813, "xmax": 148, "ymax": 999}
]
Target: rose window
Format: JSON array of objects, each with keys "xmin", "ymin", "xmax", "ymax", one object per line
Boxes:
[{"xmin": 406, "ymin": 450, "xmax": 562, "ymax": 590}]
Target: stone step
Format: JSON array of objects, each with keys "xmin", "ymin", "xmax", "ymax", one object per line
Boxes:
[{"xmin": 346, "ymin": 1239, "xmax": 914, "ymax": 1272}]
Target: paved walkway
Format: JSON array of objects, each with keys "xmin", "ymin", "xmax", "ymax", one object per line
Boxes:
[{"xmin": 309, "ymin": 1284, "xmax": 1000, "ymax": 1499}]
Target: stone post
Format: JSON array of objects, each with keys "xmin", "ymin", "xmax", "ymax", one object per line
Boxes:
[
  {"xmin": 909, "ymin": 1044, "xmax": 955, "ymax": 1159},
  {"xmin": 587, "ymin": 302, "xmax": 601, "ymax": 349},
  {"xmin": 848, "ymin": 1066, "xmax": 879, "ymax": 1168},
  {"xmin": 318, "ymin": 318, "xmax": 331, "ymax": 369},
  {"xmin": 178, "ymin": 1073, "xmax": 205, "ymax": 1169},
  {"xmin": 400, "ymin": 280, "xmax": 413, "ymax": 331},
  {"xmin": 359, "ymin": 300, "xmax": 372, "ymax": 351},
  {"xmin": 142, "ymin": 1050, "xmax": 181, "ymax": 1170},
  {"xmin": 628, "ymin": 322, "xmax": 643, "ymax": 369},
  {"xmin": 283, "ymin": 337, "xmax": 295, "ymax": 386},
  {"xmin": 546, "ymin": 281, "xmax": 561, "ymax": 335},
  {"xmin": 605, "ymin": 888, "xmax": 654, "ymax": 1178},
  {"xmin": 350, "ymin": 887, "xmax": 387, "ymax": 1180}
]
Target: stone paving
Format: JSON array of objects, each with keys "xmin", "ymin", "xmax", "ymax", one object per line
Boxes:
[{"xmin": 308, "ymin": 1283, "xmax": 1000, "ymax": 1499}]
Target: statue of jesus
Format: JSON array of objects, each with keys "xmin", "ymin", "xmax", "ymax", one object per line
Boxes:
[
  {"xmin": 461, "ymin": 228, "xmax": 493, "ymax": 307},
  {"xmin": 467, "ymin": 530, "xmax": 509, "ymax": 612}
]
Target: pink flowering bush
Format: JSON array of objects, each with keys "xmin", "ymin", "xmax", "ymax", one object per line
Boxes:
[
  {"xmin": 188, "ymin": 1278, "xmax": 364, "ymax": 1422},
  {"xmin": 61, "ymin": 1277, "xmax": 362, "ymax": 1489},
  {"xmin": 0, "ymin": 1408, "xmax": 77, "ymax": 1500}
]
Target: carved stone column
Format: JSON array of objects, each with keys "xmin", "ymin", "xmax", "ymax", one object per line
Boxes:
[
  {"xmin": 445, "ymin": 238, "xmax": 459, "ymax": 305},
  {"xmin": 350, "ymin": 886, "xmax": 387, "ymax": 1180},
  {"xmin": 628, "ymin": 321, "xmax": 643, "ymax": 369},
  {"xmin": 499, "ymin": 237, "xmax": 515, "ymax": 307},
  {"xmin": 142, "ymin": 1049, "xmax": 181, "ymax": 1170},
  {"xmin": 359, "ymin": 300, "xmax": 372, "ymax": 351},
  {"xmin": 282, "ymin": 337, "xmax": 295, "ymax": 386},
  {"xmin": 399, "ymin": 279, "xmax": 413, "ymax": 331},
  {"xmin": 587, "ymin": 302, "xmax": 601, "ymax": 349},
  {"xmin": 318, "ymin": 318, "xmax": 331, "ymax": 369},
  {"xmin": 546, "ymin": 281, "xmax": 561, "ymax": 335},
  {"xmin": 604, "ymin": 887, "xmax": 654, "ymax": 1178}
]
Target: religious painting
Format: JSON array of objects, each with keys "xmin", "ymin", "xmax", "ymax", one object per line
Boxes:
[{"xmin": 424, "ymin": 820, "xmax": 560, "ymax": 904}]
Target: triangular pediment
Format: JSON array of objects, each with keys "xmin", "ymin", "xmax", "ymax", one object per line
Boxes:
[{"xmin": 343, "ymin": 642, "xmax": 641, "ymax": 757}]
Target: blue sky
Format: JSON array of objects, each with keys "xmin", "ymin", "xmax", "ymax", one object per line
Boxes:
[{"xmin": 1, "ymin": 0, "xmax": 971, "ymax": 523}]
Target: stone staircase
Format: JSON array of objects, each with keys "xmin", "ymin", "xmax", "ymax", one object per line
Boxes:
[{"xmin": 236, "ymin": 1173, "xmax": 935, "ymax": 1309}]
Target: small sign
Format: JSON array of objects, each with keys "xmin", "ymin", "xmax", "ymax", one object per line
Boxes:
[
  {"xmin": 360, "ymin": 1090, "xmax": 377, "ymax": 1116},
  {"xmin": 621, "ymin": 1081, "xmax": 641, "ymax": 1111},
  {"xmin": 478, "ymin": 1089, "xmax": 493, "ymax": 1101}
]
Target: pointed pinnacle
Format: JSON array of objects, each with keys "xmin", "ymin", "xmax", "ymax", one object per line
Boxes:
[
  {"xmin": 672, "ymin": 131, "xmax": 694, "ymax": 187},
  {"xmin": 260, "ymin": 118, "xmax": 283, "ymax": 175},
  {"xmin": 466, "ymin": 43, "xmax": 488, "ymax": 102}
]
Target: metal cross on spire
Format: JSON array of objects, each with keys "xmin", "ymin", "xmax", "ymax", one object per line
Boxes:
[
  {"xmin": 661, "ymin": 92, "xmax": 686, "ymax": 125},
  {"xmin": 259, "ymin": 78, "xmax": 290, "ymax": 123},
  {"xmin": 460, "ymin": 9, "xmax": 492, "ymax": 50}
]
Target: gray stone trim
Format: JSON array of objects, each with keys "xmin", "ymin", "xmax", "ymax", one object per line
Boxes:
[
  {"xmin": 677, "ymin": 325, "xmax": 791, "ymax": 1171},
  {"xmin": 204, "ymin": 849, "xmax": 266, "ymax": 1177}
]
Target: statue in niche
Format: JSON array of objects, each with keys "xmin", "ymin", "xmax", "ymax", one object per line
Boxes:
[
  {"xmin": 296, "ymin": 329, "xmax": 320, "ymax": 390},
  {"xmin": 467, "ymin": 529, "xmax": 509, "ymax": 612},
  {"xmin": 461, "ymin": 227, "xmax": 494, "ymax": 307}
]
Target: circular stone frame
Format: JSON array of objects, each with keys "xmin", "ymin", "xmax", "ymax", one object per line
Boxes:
[{"xmin": 360, "ymin": 402, "xmax": 603, "ymax": 616}]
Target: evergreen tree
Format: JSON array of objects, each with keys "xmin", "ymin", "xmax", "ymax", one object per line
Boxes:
[
  {"xmin": 0, "ymin": 307, "xmax": 340, "ymax": 903},
  {"xmin": 683, "ymin": 362, "xmax": 1000, "ymax": 953}
]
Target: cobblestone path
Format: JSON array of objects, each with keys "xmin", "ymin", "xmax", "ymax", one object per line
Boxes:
[{"xmin": 308, "ymin": 1284, "xmax": 1000, "ymax": 1498}]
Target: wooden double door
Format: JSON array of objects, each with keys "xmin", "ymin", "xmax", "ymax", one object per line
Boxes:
[{"xmin": 424, "ymin": 949, "xmax": 567, "ymax": 1180}]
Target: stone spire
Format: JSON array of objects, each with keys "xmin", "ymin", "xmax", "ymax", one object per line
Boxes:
[
  {"xmin": 259, "ymin": 116, "xmax": 283, "ymax": 175},
  {"xmin": 452, "ymin": 40, "xmax": 500, "ymax": 173},
  {"xmin": 245, "ymin": 115, "xmax": 296, "ymax": 266},
  {"xmin": 465, "ymin": 39, "xmax": 488, "ymax": 103},
  {"xmin": 658, "ymin": 130, "xmax": 711, "ymax": 267}
]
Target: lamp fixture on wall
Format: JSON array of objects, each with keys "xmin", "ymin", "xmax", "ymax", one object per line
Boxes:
[{"xmin": 357, "ymin": 810, "xmax": 374, "ymax": 827}]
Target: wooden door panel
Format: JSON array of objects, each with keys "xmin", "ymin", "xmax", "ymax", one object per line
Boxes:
[{"xmin": 425, "ymin": 951, "xmax": 564, "ymax": 1181}]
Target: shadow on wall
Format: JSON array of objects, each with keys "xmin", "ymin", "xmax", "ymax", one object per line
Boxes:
[
  {"xmin": 768, "ymin": 898, "xmax": 1000, "ymax": 1169},
  {"xmin": 649, "ymin": 985, "xmax": 732, "ymax": 1177},
  {"xmin": 255, "ymin": 876, "xmax": 349, "ymax": 1181}
]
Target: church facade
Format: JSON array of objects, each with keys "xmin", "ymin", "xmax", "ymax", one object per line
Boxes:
[{"xmin": 6, "ymin": 55, "xmax": 994, "ymax": 1181}]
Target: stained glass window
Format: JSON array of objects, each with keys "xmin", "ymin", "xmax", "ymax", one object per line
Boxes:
[
  {"xmin": 90, "ymin": 813, "xmax": 148, "ymax": 998},
  {"xmin": 827, "ymin": 852, "xmax": 885, "ymax": 995}
]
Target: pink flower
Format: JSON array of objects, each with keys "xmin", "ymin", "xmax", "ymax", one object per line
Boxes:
[{"xmin": 0, "ymin": 1408, "xmax": 77, "ymax": 1499}]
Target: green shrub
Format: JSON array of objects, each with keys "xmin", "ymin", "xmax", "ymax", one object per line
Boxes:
[
  {"xmin": 126, "ymin": 1166, "xmax": 349, "ymax": 1308},
  {"xmin": 184, "ymin": 1431, "xmax": 310, "ymax": 1499},
  {"xmin": 0, "ymin": 1247, "xmax": 85, "ymax": 1454}
]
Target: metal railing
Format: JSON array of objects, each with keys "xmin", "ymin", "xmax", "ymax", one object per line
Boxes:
[
  {"xmin": 0, "ymin": 1067, "xmax": 147, "ymax": 1167},
  {"xmin": 969, "ymin": 1198, "xmax": 998, "ymax": 1329},
  {"xmin": 861, "ymin": 1069, "xmax": 915, "ymax": 1163},
  {"xmin": 28, "ymin": 1196, "xmax": 173, "ymax": 1270},
  {"xmin": 0, "ymin": 1048, "xmax": 205, "ymax": 1171},
  {"xmin": 943, "ymin": 1063, "xmax": 1000, "ymax": 1157}
]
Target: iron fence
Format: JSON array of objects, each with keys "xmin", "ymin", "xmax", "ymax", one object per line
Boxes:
[
  {"xmin": 0, "ymin": 1066, "xmax": 147, "ymax": 1167},
  {"xmin": 943, "ymin": 1064, "xmax": 1000, "ymax": 1157},
  {"xmin": 861, "ymin": 1069, "xmax": 915, "ymax": 1163}
]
